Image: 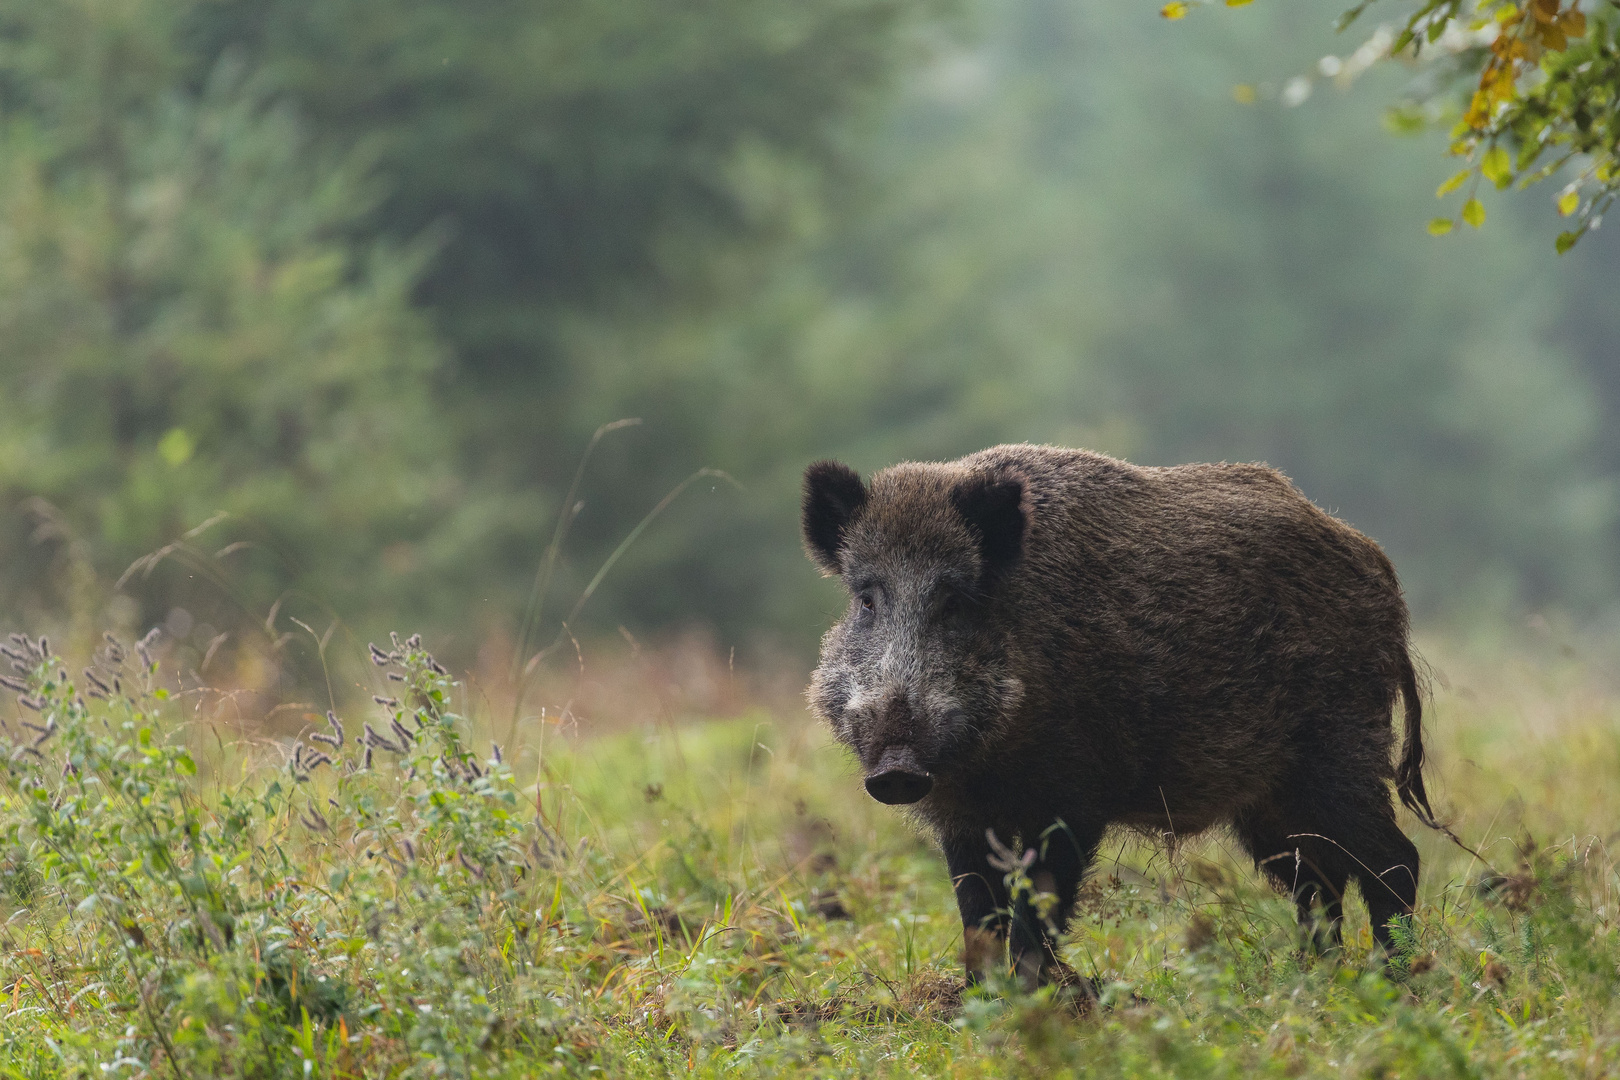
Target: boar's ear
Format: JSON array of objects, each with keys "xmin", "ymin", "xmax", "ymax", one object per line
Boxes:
[
  {"xmin": 803, "ymin": 460, "xmax": 869, "ymax": 576},
  {"xmin": 951, "ymin": 470, "xmax": 1028, "ymax": 581}
]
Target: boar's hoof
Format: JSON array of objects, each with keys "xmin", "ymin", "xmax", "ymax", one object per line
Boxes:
[{"xmin": 864, "ymin": 747, "xmax": 933, "ymax": 804}]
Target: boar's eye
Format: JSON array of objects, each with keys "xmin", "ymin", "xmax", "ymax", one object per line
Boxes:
[
  {"xmin": 857, "ymin": 593, "xmax": 876, "ymax": 620},
  {"xmin": 938, "ymin": 589, "xmax": 981, "ymax": 628}
]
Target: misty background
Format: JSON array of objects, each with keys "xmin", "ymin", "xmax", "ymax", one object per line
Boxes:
[{"xmin": 1, "ymin": 0, "xmax": 1616, "ymax": 693}]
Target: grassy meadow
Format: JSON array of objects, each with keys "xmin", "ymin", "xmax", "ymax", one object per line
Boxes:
[{"xmin": 1, "ymin": 628, "xmax": 1618, "ymax": 1078}]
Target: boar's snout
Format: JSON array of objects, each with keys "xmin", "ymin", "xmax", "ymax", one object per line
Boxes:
[{"xmin": 864, "ymin": 746, "xmax": 933, "ymax": 805}]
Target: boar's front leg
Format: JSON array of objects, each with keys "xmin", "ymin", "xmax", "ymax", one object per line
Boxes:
[
  {"xmin": 942, "ymin": 834, "xmax": 1012, "ymax": 985},
  {"xmin": 943, "ymin": 820, "xmax": 1102, "ymax": 991}
]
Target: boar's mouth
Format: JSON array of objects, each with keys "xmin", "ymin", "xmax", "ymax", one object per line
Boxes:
[{"xmin": 863, "ymin": 746, "xmax": 933, "ymax": 805}]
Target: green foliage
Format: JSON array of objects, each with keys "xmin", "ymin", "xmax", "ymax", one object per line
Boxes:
[
  {"xmin": 186, "ymin": 0, "xmax": 936, "ymax": 323},
  {"xmin": 0, "ymin": 2, "xmax": 468, "ymax": 641},
  {"xmin": 1394, "ymin": 0, "xmax": 1617, "ymax": 251},
  {"xmin": 2, "ymin": 631, "xmax": 1620, "ymax": 1076},
  {"xmin": 0, "ymin": 630, "xmax": 554, "ymax": 1076},
  {"xmin": 1192, "ymin": 0, "xmax": 1619, "ymax": 250},
  {"xmin": 175, "ymin": 0, "xmax": 953, "ymax": 638},
  {"xmin": 0, "ymin": 0, "xmax": 952, "ymax": 659}
]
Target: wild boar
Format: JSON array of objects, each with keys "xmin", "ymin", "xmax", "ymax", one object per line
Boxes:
[{"xmin": 802, "ymin": 444, "xmax": 1432, "ymax": 987}]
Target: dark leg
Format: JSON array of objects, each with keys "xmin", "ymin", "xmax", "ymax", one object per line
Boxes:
[
  {"xmin": 1277, "ymin": 697, "xmax": 1423, "ymax": 960},
  {"xmin": 942, "ymin": 819, "xmax": 1101, "ymax": 989},
  {"xmin": 1354, "ymin": 810, "xmax": 1420, "ymax": 957},
  {"xmin": 941, "ymin": 833, "xmax": 1010, "ymax": 985},
  {"xmin": 1019, "ymin": 818, "xmax": 1102, "ymax": 988},
  {"xmin": 1238, "ymin": 790, "xmax": 1419, "ymax": 961},
  {"xmin": 1235, "ymin": 803, "xmax": 1350, "ymax": 956}
]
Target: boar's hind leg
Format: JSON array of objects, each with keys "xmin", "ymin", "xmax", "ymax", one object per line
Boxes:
[
  {"xmin": 1235, "ymin": 805, "xmax": 1351, "ymax": 955},
  {"xmin": 1236, "ymin": 793, "xmax": 1419, "ymax": 960},
  {"xmin": 943, "ymin": 821, "xmax": 1101, "ymax": 989},
  {"xmin": 1352, "ymin": 807, "xmax": 1420, "ymax": 958}
]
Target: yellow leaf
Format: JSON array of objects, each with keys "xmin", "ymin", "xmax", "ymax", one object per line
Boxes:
[
  {"xmin": 1231, "ymin": 83, "xmax": 1257, "ymax": 104},
  {"xmin": 1561, "ymin": 9, "xmax": 1586, "ymax": 36},
  {"xmin": 1436, "ymin": 168, "xmax": 1472, "ymax": 197},
  {"xmin": 1557, "ymin": 189, "xmax": 1579, "ymax": 216},
  {"xmin": 1481, "ymin": 145, "xmax": 1512, "ymax": 189},
  {"xmin": 1161, "ymin": 1, "xmax": 1190, "ymax": 17},
  {"xmin": 1486, "ymin": 64, "xmax": 1518, "ymax": 104},
  {"xmin": 1428, "ymin": 217, "xmax": 1455, "ymax": 235},
  {"xmin": 1225, "ymin": 0, "xmax": 1255, "ymax": 6},
  {"xmin": 1462, "ymin": 197, "xmax": 1486, "ymax": 227}
]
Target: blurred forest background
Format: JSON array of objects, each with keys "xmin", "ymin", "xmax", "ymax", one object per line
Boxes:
[{"xmin": 1, "ymin": 0, "xmax": 1617, "ymax": 693}]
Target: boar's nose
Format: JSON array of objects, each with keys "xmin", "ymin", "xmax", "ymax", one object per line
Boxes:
[{"xmin": 864, "ymin": 746, "xmax": 933, "ymax": 805}]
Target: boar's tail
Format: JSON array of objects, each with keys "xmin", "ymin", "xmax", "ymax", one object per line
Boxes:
[{"xmin": 1394, "ymin": 650, "xmax": 1438, "ymax": 828}]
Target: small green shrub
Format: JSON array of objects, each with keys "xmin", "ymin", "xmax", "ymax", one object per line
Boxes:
[{"xmin": 0, "ymin": 630, "xmax": 571, "ymax": 1077}]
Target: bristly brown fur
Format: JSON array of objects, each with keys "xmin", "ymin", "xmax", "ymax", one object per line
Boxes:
[{"xmin": 803, "ymin": 443, "xmax": 1431, "ymax": 986}]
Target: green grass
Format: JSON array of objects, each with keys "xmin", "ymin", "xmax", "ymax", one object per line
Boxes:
[{"xmin": 1, "ymin": 630, "xmax": 1618, "ymax": 1078}]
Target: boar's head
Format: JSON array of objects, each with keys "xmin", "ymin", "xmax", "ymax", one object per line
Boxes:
[{"xmin": 802, "ymin": 459, "xmax": 1029, "ymax": 805}]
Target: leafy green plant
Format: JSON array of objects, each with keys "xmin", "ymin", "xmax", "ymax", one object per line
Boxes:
[{"xmin": 0, "ymin": 630, "xmax": 570, "ymax": 1076}]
